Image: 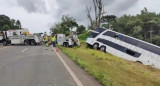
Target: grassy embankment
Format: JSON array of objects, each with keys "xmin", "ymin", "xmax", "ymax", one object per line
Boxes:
[{"xmin": 58, "ymin": 33, "xmax": 160, "ymax": 86}]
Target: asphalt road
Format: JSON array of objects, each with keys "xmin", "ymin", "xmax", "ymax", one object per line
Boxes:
[{"xmin": 0, "ymin": 45, "xmax": 101, "ymax": 86}]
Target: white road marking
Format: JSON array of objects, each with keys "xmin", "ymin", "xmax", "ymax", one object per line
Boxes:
[
  {"xmin": 21, "ymin": 48, "xmax": 28, "ymax": 53},
  {"xmin": 53, "ymin": 48, "xmax": 84, "ymax": 86}
]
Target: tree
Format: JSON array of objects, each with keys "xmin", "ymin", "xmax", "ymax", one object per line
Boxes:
[
  {"xmin": 86, "ymin": 6, "xmax": 94, "ymax": 29},
  {"xmin": 51, "ymin": 15, "xmax": 78, "ymax": 35},
  {"xmin": 111, "ymin": 7, "xmax": 160, "ymax": 46},
  {"xmin": 0, "ymin": 15, "xmax": 11, "ymax": 30},
  {"xmin": 132, "ymin": 26, "xmax": 143, "ymax": 40},
  {"xmin": 101, "ymin": 15, "xmax": 116, "ymax": 28},
  {"xmin": 16, "ymin": 20, "xmax": 21, "ymax": 29},
  {"xmin": 10, "ymin": 19, "xmax": 16, "ymax": 29},
  {"xmin": 0, "ymin": 15, "xmax": 22, "ymax": 31},
  {"xmin": 51, "ymin": 23, "xmax": 62, "ymax": 34},
  {"xmin": 2, "ymin": 25, "xmax": 10, "ymax": 31},
  {"xmin": 86, "ymin": 0, "xmax": 105, "ymax": 29},
  {"xmin": 152, "ymin": 35, "xmax": 160, "ymax": 46},
  {"xmin": 61, "ymin": 15, "xmax": 78, "ymax": 31},
  {"xmin": 61, "ymin": 15, "xmax": 78, "ymax": 33},
  {"xmin": 77, "ymin": 25, "xmax": 86, "ymax": 34}
]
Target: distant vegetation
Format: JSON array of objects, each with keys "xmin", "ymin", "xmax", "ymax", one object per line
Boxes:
[
  {"xmin": 50, "ymin": 15, "xmax": 86, "ymax": 35},
  {"xmin": 108, "ymin": 8, "xmax": 160, "ymax": 46},
  {"xmin": 0, "ymin": 15, "xmax": 22, "ymax": 31}
]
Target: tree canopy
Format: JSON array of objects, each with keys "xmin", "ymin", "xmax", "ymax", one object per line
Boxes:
[
  {"xmin": 77, "ymin": 25, "xmax": 86, "ymax": 34},
  {"xmin": 0, "ymin": 15, "xmax": 22, "ymax": 31},
  {"xmin": 51, "ymin": 15, "xmax": 86, "ymax": 35},
  {"xmin": 109, "ymin": 8, "xmax": 160, "ymax": 46}
]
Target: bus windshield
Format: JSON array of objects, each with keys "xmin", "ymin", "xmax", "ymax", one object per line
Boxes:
[{"xmin": 89, "ymin": 28, "xmax": 106, "ymax": 38}]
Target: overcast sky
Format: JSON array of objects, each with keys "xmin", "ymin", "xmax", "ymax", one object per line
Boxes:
[{"xmin": 0, "ymin": 0, "xmax": 160, "ymax": 33}]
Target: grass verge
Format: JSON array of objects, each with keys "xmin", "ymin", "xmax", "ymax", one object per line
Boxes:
[{"xmin": 57, "ymin": 41, "xmax": 160, "ymax": 86}]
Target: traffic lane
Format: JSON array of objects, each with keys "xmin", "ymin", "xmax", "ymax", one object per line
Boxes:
[
  {"xmin": 0, "ymin": 45, "xmax": 77, "ymax": 86},
  {"xmin": 0, "ymin": 45, "xmax": 9, "ymax": 49},
  {"xmin": 26, "ymin": 46, "xmax": 77, "ymax": 86},
  {"xmin": 0, "ymin": 44, "xmax": 3, "ymax": 48},
  {"xmin": 0, "ymin": 45, "xmax": 30, "ymax": 67}
]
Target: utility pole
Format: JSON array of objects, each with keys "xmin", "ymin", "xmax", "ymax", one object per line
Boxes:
[{"xmin": 148, "ymin": 28, "xmax": 154, "ymax": 43}]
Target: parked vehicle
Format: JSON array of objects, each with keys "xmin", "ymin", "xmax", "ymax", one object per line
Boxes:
[
  {"xmin": 56, "ymin": 34, "xmax": 66, "ymax": 45},
  {"xmin": 0, "ymin": 32, "xmax": 3, "ymax": 44},
  {"xmin": 56, "ymin": 32, "xmax": 80, "ymax": 47},
  {"xmin": 0, "ymin": 29, "xmax": 43, "ymax": 46},
  {"xmin": 86, "ymin": 28, "xmax": 160, "ymax": 69}
]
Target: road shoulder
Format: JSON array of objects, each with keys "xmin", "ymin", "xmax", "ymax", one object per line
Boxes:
[{"xmin": 57, "ymin": 48, "xmax": 102, "ymax": 86}]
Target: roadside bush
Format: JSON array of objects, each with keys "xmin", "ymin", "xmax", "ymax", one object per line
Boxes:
[{"xmin": 78, "ymin": 31, "xmax": 90, "ymax": 41}]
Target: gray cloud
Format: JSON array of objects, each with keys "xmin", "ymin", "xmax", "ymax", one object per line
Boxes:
[
  {"xmin": 54, "ymin": 0, "xmax": 140, "ymax": 26},
  {"xmin": 1, "ymin": 0, "xmax": 159, "ymax": 33},
  {"xmin": 113, "ymin": 0, "xmax": 139, "ymax": 12},
  {"xmin": 16, "ymin": 0, "xmax": 48, "ymax": 13}
]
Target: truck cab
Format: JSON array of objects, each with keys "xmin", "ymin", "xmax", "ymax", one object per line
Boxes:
[{"xmin": 0, "ymin": 31, "xmax": 11, "ymax": 45}]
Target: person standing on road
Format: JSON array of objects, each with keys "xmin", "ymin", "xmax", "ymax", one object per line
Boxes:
[
  {"xmin": 51, "ymin": 34, "xmax": 56, "ymax": 47},
  {"xmin": 45, "ymin": 36, "xmax": 49, "ymax": 48}
]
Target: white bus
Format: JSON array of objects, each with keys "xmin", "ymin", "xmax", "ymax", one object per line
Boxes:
[{"xmin": 86, "ymin": 28, "xmax": 160, "ymax": 69}]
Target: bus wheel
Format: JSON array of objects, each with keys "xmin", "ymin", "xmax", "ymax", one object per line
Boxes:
[
  {"xmin": 100, "ymin": 46, "xmax": 106, "ymax": 52},
  {"xmin": 93, "ymin": 43, "xmax": 99, "ymax": 50},
  {"xmin": 136, "ymin": 61, "xmax": 143, "ymax": 64}
]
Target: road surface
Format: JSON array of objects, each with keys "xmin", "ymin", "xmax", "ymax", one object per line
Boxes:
[{"xmin": 0, "ymin": 45, "xmax": 101, "ymax": 86}]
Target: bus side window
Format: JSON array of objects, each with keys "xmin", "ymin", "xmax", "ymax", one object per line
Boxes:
[
  {"xmin": 114, "ymin": 34, "xmax": 123, "ymax": 40},
  {"xmin": 114, "ymin": 34, "xmax": 118, "ymax": 39},
  {"xmin": 126, "ymin": 49, "xmax": 136, "ymax": 56}
]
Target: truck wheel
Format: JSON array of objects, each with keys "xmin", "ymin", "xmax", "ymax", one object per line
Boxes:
[
  {"xmin": 93, "ymin": 43, "xmax": 99, "ymax": 50},
  {"xmin": 100, "ymin": 46, "xmax": 106, "ymax": 52},
  {"xmin": 63, "ymin": 43, "xmax": 68, "ymax": 47},
  {"xmin": 63, "ymin": 43, "xmax": 69, "ymax": 47},
  {"xmin": 2, "ymin": 41, "xmax": 7, "ymax": 46},
  {"xmin": 63, "ymin": 43, "xmax": 65, "ymax": 47},
  {"xmin": 64, "ymin": 43, "xmax": 69, "ymax": 47},
  {"xmin": 30, "ymin": 40, "xmax": 36, "ymax": 45},
  {"xmin": 24, "ymin": 40, "xmax": 29, "ymax": 45}
]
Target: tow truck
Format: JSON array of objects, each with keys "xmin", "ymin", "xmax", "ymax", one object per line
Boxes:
[{"xmin": 0, "ymin": 29, "xmax": 43, "ymax": 46}]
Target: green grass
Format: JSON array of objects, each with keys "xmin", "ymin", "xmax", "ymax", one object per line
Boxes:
[{"xmin": 58, "ymin": 41, "xmax": 160, "ymax": 86}]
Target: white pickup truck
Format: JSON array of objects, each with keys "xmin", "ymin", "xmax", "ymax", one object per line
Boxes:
[
  {"xmin": 0, "ymin": 29, "xmax": 43, "ymax": 46},
  {"xmin": 56, "ymin": 33, "xmax": 80, "ymax": 47}
]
